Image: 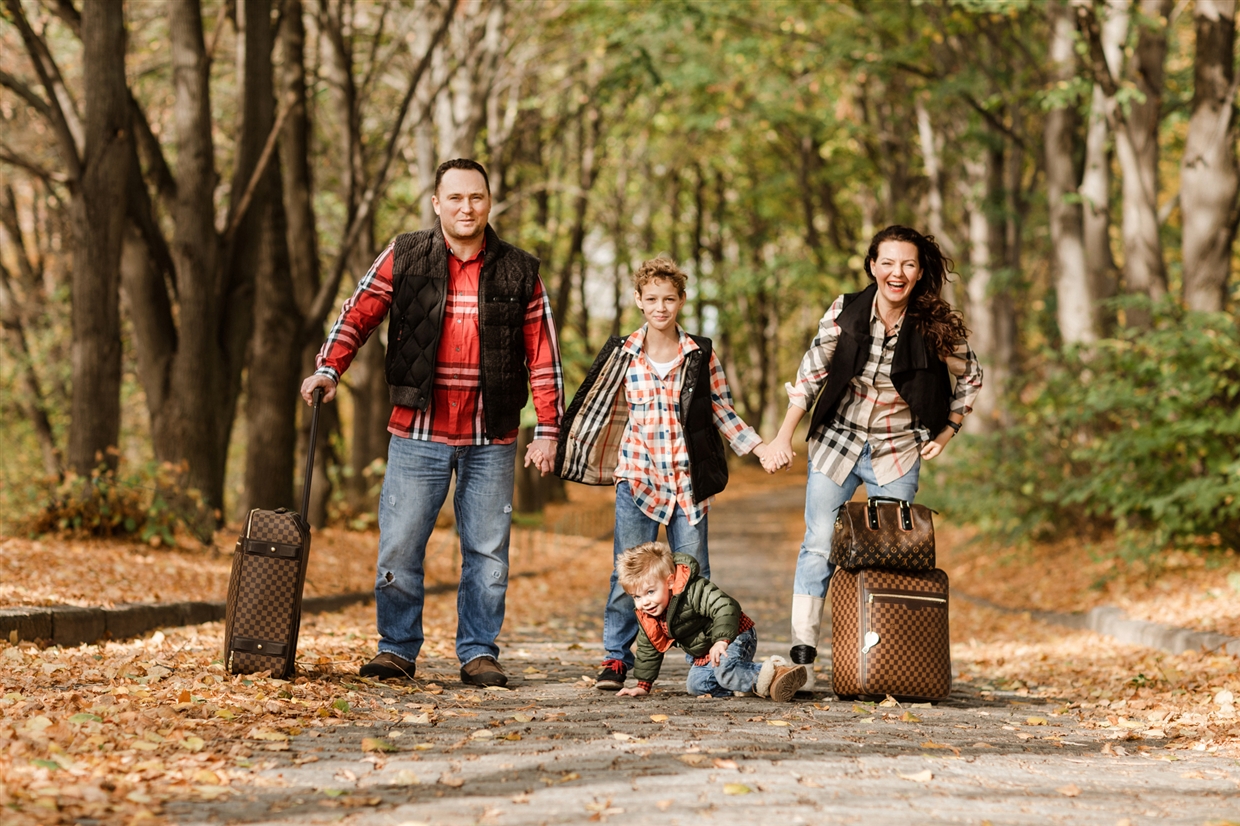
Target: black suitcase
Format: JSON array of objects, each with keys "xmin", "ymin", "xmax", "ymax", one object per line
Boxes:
[
  {"xmin": 829, "ymin": 567, "xmax": 952, "ymax": 701},
  {"xmin": 223, "ymin": 390, "xmax": 322, "ymax": 678}
]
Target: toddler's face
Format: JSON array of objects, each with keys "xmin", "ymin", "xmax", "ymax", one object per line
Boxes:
[{"xmin": 628, "ymin": 573, "xmax": 674, "ymax": 618}]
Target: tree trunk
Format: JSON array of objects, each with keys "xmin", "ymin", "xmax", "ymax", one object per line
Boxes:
[
  {"xmin": 1114, "ymin": 0, "xmax": 1173, "ymax": 316},
  {"xmin": 915, "ymin": 99, "xmax": 958, "ymax": 308},
  {"xmin": 240, "ymin": 0, "xmax": 299, "ymax": 516},
  {"xmin": 1045, "ymin": 0, "xmax": 1095, "ymax": 346},
  {"xmin": 68, "ymin": 0, "xmax": 131, "ymax": 475},
  {"xmin": 0, "ymin": 259, "xmax": 61, "ymax": 477},
  {"xmin": 1181, "ymin": 0, "xmax": 1238, "ymax": 312}
]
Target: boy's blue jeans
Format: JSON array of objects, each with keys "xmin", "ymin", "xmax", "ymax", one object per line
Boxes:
[
  {"xmin": 375, "ymin": 435, "xmax": 517, "ymax": 666},
  {"xmin": 685, "ymin": 626, "xmax": 762, "ymax": 697},
  {"xmin": 792, "ymin": 442, "xmax": 920, "ymax": 599},
  {"xmin": 603, "ymin": 481, "xmax": 710, "ymax": 670}
]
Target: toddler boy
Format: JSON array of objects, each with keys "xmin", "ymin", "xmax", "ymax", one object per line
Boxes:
[{"xmin": 614, "ymin": 542, "xmax": 806, "ymax": 701}]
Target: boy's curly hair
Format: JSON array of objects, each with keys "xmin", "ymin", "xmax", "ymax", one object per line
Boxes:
[
  {"xmin": 617, "ymin": 542, "xmax": 675, "ymax": 591},
  {"xmin": 632, "ymin": 257, "xmax": 687, "ymax": 297}
]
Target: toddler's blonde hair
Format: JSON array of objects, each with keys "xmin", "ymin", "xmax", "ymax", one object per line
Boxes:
[{"xmin": 617, "ymin": 541, "xmax": 675, "ymax": 591}]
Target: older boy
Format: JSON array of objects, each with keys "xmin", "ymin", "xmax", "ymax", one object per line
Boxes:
[
  {"xmin": 555, "ymin": 257, "xmax": 770, "ymax": 690},
  {"xmin": 614, "ymin": 542, "xmax": 806, "ymax": 700}
]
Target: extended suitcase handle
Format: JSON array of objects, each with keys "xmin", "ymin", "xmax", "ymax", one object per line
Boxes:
[{"xmin": 300, "ymin": 388, "xmax": 323, "ymax": 523}]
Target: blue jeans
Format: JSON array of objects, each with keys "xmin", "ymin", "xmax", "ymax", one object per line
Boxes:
[
  {"xmin": 375, "ymin": 436, "xmax": 517, "ymax": 665},
  {"xmin": 792, "ymin": 442, "xmax": 921, "ymax": 599},
  {"xmin": 603, "ymin": 481, "xmax": 710, "ymax": 669},
  {"xmin": 685, "ymin": 627, "xmax": 762, "ymax": 697}
]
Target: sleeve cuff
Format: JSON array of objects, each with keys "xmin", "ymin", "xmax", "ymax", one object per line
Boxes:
[
  {"xmin": 636, "ymin": 680, "xmax": 654, "ymax": 693},
  {"xmin": 785, "ymin": 382, "xmax": 812, "ymax": 411},
  {"xmin": 729, "ymin": 427, "xmax": 761, "ymax": 456},
  {"xmin": 533, "ymin": 424, "xmax": 559, "ymax": 442},
  {"xmin": 316, "ymin": 367, "xmax": 340, "ymax": 384}
]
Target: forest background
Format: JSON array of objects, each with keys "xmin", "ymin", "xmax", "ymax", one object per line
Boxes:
[{"xmin": 0, "ymin": 0, "xmax": 1237, "ymax": 562}]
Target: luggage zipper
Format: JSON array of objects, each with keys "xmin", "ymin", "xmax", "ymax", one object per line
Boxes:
[{"xmin": 867, "ymin": 593, "xmax": 946, "ymax": 605}]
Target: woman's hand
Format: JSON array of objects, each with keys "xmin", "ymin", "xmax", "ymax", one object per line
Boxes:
[
  {"xmin": 708, "ymin": 640, "xmax": 730, "ymax": 666},
  {"xmin": 762, "ymin": 436, "xmax": 796, "ymax": 472},
  {"xmin": 616, "ymin": 685, "xmax": 649, "ymax": 697},
  {"xmin": 920, "ymin": 429, "xmax": 953, "ymax": 460}
]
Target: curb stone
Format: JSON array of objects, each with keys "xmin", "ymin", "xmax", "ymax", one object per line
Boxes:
[
  {"xmin": 0, "ymin": 592, "xmax": 374, "ymax": 647},
  {"xmin": 955, "ymin": 591, "xmax": 1240, "ymax": 657}
]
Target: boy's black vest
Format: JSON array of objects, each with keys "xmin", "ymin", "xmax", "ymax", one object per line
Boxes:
[
  {"xmin": 808, "ymin": 283, "xmax": 952, "ymax": 439},
  {"xmin": 385, "ymin": 223, "xmax": 541, "ymax": 440}
]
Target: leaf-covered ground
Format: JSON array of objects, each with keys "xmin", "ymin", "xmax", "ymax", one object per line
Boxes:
[{"xmin": 2, "ymin": 467, "xmax": 1238, "ymax": 824}]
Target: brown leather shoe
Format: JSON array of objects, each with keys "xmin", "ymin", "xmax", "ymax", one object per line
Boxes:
[
  {"xmin": 769, "ymin": 664, "xmax": 808, "ymax": 702},
  {"xmin": 359, "ymin": 652, "xmax": 416, "ymax": 681},
  {"xmin": 460, "ymin": 656, "xmax": 507, "ymax": 687}
]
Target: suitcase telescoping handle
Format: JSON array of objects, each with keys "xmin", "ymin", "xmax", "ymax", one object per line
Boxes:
[{"xmin": 300, "ymin": 388, "xmax": 323, "ymax": 520}]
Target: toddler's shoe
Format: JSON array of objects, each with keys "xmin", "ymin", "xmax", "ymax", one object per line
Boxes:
[
  {"xmin": 595, "ymin": 659, "xmax": 627, "ymax": 691},
  {"xmin": 756, "ymin": 656, "xmax": 807, "ymax": 702}
]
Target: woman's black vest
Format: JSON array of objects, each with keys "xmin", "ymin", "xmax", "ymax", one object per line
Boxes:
[
  {"xmin": 384, "ymin": 223, "xmax": 541, "ymax": 440},
  {"xmin": 808, "ymin": 283, "xmax": 952, "ymax": 439}
]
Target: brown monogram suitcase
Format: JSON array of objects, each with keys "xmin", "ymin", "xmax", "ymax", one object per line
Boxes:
[
  {"xmin": 831, "ymin": 497, "xmax": 936, "ymax": 572},
  {"xmin": 223, "ymin": 391, "xmax": 322, "ymax": 679},
  {"xmin": 829, "ymin": 567, "xmax": 952, "ymax": 701}
]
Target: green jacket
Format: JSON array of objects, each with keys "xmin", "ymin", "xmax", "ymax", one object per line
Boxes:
[{"xmin": 632, "ymin": 554, "xmax": 743, "ymax": 684}]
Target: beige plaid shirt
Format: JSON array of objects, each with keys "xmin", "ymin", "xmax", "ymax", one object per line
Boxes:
[{"xmin": 786, "ymin": 294, "xmax": 983, "ymax": 486}]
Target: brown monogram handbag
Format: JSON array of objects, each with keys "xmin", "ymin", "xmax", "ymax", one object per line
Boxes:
[{"xmin": 830, "ymin": 497, "xmax": 935, "ymax": 572}]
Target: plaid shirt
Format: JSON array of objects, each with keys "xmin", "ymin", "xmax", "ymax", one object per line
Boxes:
[
  {"xmin": 315, "ymin": 240, "xmax": 564, "ymax": 445},
  {"xmin": 615, "ymin": 326, "xmax": 760, "ymax": 526},
  {"xmin": 786, "ymin": 294, "xmax": 983, "ymax": 486}
]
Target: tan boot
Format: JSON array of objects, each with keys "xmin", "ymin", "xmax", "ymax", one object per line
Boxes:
[{"xmin": 769, "ymin": 663, "xmax": 808, "ymax": 702}]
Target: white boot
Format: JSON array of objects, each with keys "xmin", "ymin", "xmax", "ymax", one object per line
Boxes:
[{"xmin": 790, "ymin": 594, "xmax": 825, "ymax": 691}]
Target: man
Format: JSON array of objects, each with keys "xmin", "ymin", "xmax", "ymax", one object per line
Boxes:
[{"xmin": 301, "ymin": 159, "xmax": 563, "ymax": 687}]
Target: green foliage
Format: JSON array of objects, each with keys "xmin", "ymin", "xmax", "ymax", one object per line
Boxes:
[
  {"xmin": 922, "ymin": 301, "xmax": 1240, "ymax": 556},
  {"xmin": 22, "ymin": 460, "xmax": 215, "ymax": 546}
]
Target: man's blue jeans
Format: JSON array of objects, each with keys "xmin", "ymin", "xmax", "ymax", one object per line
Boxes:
[
  {"xmin": 685, "ymin": 627, "xmax": 762, "ymax": 697},
  {"xmin": 792, "ymin": 442, "xmax": 921, "ymax": 599},
  {"xmin": 375, "ymin": 435, "xmax": 517, "ymax": 666},
  {"xmin": 603, "ymin": 481, "xmax": 710, "ymax": 670}
]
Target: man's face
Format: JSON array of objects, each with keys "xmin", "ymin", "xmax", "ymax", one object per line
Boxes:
[{"xmin": 432, "ymin": 168, "xmax": 491, "ymax": 244}]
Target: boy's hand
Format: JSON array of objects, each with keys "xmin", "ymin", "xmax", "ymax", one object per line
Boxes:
[
  {"xmin": 523, "ymin": 438, "xmax": 556, "ymax": 475},
  {"xmin": 708, "ymin": 639, "xmax": 730, "ymax": 666},
  {"xmin": 616, "ymin": 685, "xmax": 649, "ymax": 697}
]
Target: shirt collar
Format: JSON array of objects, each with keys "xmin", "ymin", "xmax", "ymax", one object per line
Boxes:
[
  {"xmin": 446, "ymin": 238, "xmax": 486, "ymax": 265},
  {"xmin": 621, "ymin": 324, "xmax": 699, "ymax": 358},
  {"xmin": 870, "ymin": 295, "xmax": 904, "ymax": 334}
]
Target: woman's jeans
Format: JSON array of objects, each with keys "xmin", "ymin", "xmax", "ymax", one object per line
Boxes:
[
  {"xmin": 604, "ymin": 481, "xmax": 710, "ymax": 670},
  {"xmin": 792, "ymin": 442, "xmax": 921, "ymax": 599},
  {"xmin": 375, "ymin": 435, "xmax": 517, "ymax": 666},
  {"xmin": 685, "ymin": 627, "xmax": 762, "ymax": 697}
]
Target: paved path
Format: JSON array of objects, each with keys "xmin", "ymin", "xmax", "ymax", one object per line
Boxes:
[{"xmin": 164, "ymin": 482, "xmax": 1240, "ymax": 825}]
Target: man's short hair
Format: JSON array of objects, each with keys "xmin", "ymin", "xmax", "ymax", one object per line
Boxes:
[
  {"xmin": 632, "ymin": 257, "xmax": 688, "ymax": 297},
  {"xmin": 617, "ymin": 542, "xmax": 675, "ymax": 591},
  {"xmin": 435, "ymin": 158, "xmax": 491, "ymax": 193}
]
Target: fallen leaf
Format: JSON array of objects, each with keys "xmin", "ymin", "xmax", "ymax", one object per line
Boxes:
[
  {"xmin": 1056, "ymin": 784, "xmax": 1081, "ymax": 797},
  {"xmin": 879, "ymin": 695, "xmax": 900, "ymax": 708},
  {"xmin": 851, "ymin": 704, "xmax": 872, "ymax": 714},
  {"xmin": 559, "ymin": 772, "xmax": 580, "ymax": 783},
  {"xmin": 921, "ymin": 741, "xmax": 961, "ymax": 756},
  {"xmin": 722, "ymin": 783, "xmax": 752, "ymax": 795},
  {"xmin": 392, "ymin": 769, "xmax": 420, "ymax": 785},
  {"xmin": 713, "ymin": 758, "xmax": 738, "ymax": 770},
  {"xmin": 613, "ymin": 731, "xmax": 632, "ymax": 740},
  {"xmin": 438, "ymin": 774, "xmax": 465, "ymax": 788},
  {"xmin": 247, "ymin": 728, "xmax": 288, "ymax": 741},
  {"xmin": 650, "ymin": 714, "xmax": 669, "ymax": 723},
  {"xmin": 656, "ymin": 799, "xmax": 674, "ymax": 811},
  {"xmin": 900, "ymin": 711, "xmax": 921, "ymax": 723},
  {"xmin": 1026, "ymin": 716, "xmax": 1048, "ymax": 726},
  {"xmin": 181, "ymin": 736, "xmax": 205, "ymax": 753},
  {"xmin": 679, "ymin": 754, "xmax": 708, "ymax": 766},
  {"xmin": 402, "ymin": 712, "xmax": 431, "ymax": 725},
  {"xmin": 512, "ymin": 713, "xmax": 533, "ymax": 723},
  {"xmin": 470, "ymin": 729, "xmax": 493, "ymax": 740},
  {"xmin": 361, "ymin": 737, "xmax": 397, "ymax": 753},
  {"xmin": 767, "ymin": 720, "xmax": 790, "ymax": 727},
  {"xmin": 68, "ymin": 713, "xmax": 102, "ymax": 724},
  {"xmin": 898, "ymin": 770, "xmax": 933, "ymax": 783}
]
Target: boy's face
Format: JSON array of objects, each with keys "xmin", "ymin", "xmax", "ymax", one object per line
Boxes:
[
  {"xmin": 634, "ymin": 277, "xmax": 686, "ymax": 336},
  {"xmin": 628, "ymin": 572, "xmax": 675, "ymax": 618}
]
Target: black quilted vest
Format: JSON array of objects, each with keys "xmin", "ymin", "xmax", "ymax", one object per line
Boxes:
[
  {"xmin": 681, "ymin": 335, "xmax": 730, "ymax": 503},
  {"xmin": 384, "ymin": 223, "xmax": 541, "ymax": 440},
  {"xmin": 808, "ymin": 283, "xmax": 952, "ymax": 439}
]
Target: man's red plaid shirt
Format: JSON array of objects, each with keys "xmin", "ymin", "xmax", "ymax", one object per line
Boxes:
[{"xmin": 315, "ymin": 240, "xmax": 564, "ymax": 445}]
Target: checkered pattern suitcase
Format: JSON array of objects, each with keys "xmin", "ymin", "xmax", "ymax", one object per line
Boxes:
[
  {"xmin": 829, "ymin": 567, "xmax": 952, "ymax": 701},
  {"xmin": 223, "ymin": 391, "xmax": 322, "ymax": 679}
]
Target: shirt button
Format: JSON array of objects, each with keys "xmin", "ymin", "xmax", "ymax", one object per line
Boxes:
[{"xmin": 451, "ymin": 401, "xmax": 457, "ymax": 407}]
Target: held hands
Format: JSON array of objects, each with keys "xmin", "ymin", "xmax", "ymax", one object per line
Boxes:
[
  {"xmin": 708, "ymin": 639, "xmax": 730, "ymax": 667},
  {"xmin": 616, "ymin": 685, "xmax": 648, "ymax": 697},
  {"xmin": 300, "ymin": 374, "xmax": 337, "ymax": 405},
  {"xmin": 523, "ymin": 439, "xmax": 556, "ymax": 476},
  {"xmin": 760, "ymin": 436, "xmax": 796, "ymax": 473}
]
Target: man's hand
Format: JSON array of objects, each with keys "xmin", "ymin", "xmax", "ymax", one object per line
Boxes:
[
  {"xmin": 301, "ymin": 374, "xmax": 337, "ymax": 405},
  {"xmin": 523, "ymin": 438, "xmax": 556, "ymax": 476},
  {"xmin": 708, "ymin": 639, "xmax": 730, "ymax": 666},
  {"xmin": 616, "ymin": 685, "xmax": 649, "ymax": 697}
]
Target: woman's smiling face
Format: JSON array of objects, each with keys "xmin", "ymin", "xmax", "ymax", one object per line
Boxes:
[{"xmin": 871, "ymin": 240, "xmax": 922, "ymax": 309}]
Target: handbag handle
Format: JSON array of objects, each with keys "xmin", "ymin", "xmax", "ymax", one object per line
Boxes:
[{"xmin": 866, "ymin": 496, "xmax": 913, "ymax": 531}]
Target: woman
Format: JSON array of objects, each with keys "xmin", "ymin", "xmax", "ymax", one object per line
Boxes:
[{"xmin": 763, "ymin": 225, "xmax": 983, "ymax": 687}]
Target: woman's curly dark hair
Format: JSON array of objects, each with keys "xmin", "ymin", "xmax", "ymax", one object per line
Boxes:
[{"xmin": 863, "ymin": 225, "xmax": 969, "ymax": 360}]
